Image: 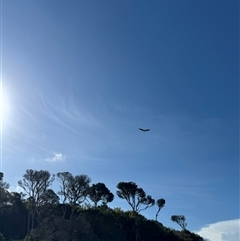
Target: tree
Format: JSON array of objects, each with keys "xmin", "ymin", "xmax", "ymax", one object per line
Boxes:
[
  {"xmin": 30, "ymin": 214, "xmax": 90, "ymax": 241},
  {"xmin": 18, "ymin": 169, "xmax": 55, "ymax": 234},
  {"xmin": 57, "ymin": 172, "xmax": 91, "ymax": 239},
  {"xmin": 0, "ymin": 181, "xmax": 13, "ymax": 239},
  {"xmin": 39, "ymin": 189, "xmax": 59, "ymax": 206},
  {"xmin": 37, "ymin": 189, "xmax": 59, "ymax": 220},
  {"xmin": 116, "ymin": 181, "xmax": 155, "ymax": 241},
  {"xmin": 88, "ymin": 182, "xmax": 114, "ymax": 207},
  {"xmin": 7, "ymin": 192, "xmax": 28, "ymax": 239},
  {"xmin": 155, "ymin": 198, "xmax": 165, "ymax": 221},
  {"xmin": 171, "ymin": 215, "xmax": 187, "ymax": 230},
  {"xmin": 57, "ymin": 172, "xmax": 91, "ymax": 208},
  {"xmin": 116, "ymin": 182, "xmax": 155, "ymax": 213},
  {"xmin": 0, "ymin": 180, "xmax": 10, "ymax": 207}
]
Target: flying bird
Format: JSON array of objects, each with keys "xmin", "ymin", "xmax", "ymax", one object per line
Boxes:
[{"xmin": 139, "ymin": 128, "xmax": 150, "ymax": 132}]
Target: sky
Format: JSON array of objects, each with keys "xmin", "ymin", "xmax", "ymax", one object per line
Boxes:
[{"xmin": 0, "ymin": 1, "xmax": 239, "ymax": 240}]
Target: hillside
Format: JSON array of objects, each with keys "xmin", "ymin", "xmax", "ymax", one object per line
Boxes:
[
  {"xmin": 0, "ymin": 169, "xmax": 204, "ymax": 241},
  {"xmin": 0, "ymin": 204, "xmax": 204, "ymax": 241}
]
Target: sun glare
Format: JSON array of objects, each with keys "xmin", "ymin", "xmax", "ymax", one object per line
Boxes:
[
  {"xmin": 0, "ymin": 84, "xmax": 11, "ymax": 132},
  {"xmin": 0, "ymin": 83, "xmax": 11, "ymax": 171},
  {"xmin": 0, "ymin": 84, "xmax": 2, "ymax": 132}
]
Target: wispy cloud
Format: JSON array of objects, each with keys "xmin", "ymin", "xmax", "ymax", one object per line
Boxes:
[
  {"xmin": 195, "ymin": 219, "xmax": 240, "ymax": 241},
  {"xmin": 46, "ymin": 152, "xmax": 66, "ymax": 162},
  {"xmin": 40, "ymin": 93, "xmax": 103, "ymax": 130}
]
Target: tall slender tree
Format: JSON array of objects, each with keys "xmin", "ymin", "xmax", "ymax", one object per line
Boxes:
[
  {"xmin": 155, "ymin": 198, "xmax": 166, "ymax": 221},
  {"xmin": 18, "ymin": 169, "xmax": 55, "ymax": 234},
  {"xmin": 57, "ymin": 172, "xmax": 91, "ymax": 239},
  {"xmin": 116, "ymin": 181, "xmax": 155, "ymax": 241}
]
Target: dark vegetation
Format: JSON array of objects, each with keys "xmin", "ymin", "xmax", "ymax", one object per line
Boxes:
[{"xmin": 0, "ymin": 169, "xmax": 204, "ymax": 241}]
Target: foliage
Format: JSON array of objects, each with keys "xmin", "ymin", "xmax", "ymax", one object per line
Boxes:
[
  {"xmin": 171, "ymin": 215, "xmax": 187, "ymax": 230},
  {"xmin": 116, "ymin": 182, "xmax": 155, "ymax": 213},
  {"xmin": 0, "ymin": 189, "xmax": 28, "ymax": 239},
  {"xmin": 18, "ymin": 169, "xmax": 55, "ymax": 199},
  {"xmin": 0, "ymin": 233, "xmax": 5, "ymax": 241},
  {"xmin": 57, "ymin": 172, "xmax": 91, "ymax": 207},
  {"xmin": 88, "ymin": 182, "xmax": 114, "ymax": 207},
  {"xmin": 0, "ymin": 169, "xmax": 204, "ymax": 241},
  {"xmin": 18, "ymin": 169, "xmax": 55, "ymax": 234},
  {"xmin": 116, "ymin": 181, "xmax": 155, "ymax": 241},
  {"xmin": 155, "ymin": 198, "xmax": 166, "ymax": 221},
  {"xmin": 0, "ymin": 180, "xmax": 10, "ymax": 206},
  {"xmin": 30, "ymin": 214, "xmax": 90, "ymax": 241}
]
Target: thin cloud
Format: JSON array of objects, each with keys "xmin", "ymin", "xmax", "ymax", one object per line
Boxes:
[
  {"xmin": 195, "ymin": 219, "xmax": 240, "ymax": 241},
  {"xmin": 40, "ymin": 93, "xmax": 103, "ymax": 130},
  {"xmin": 46, "ymin": 152, "xmax": 66, "ymax": 162}
]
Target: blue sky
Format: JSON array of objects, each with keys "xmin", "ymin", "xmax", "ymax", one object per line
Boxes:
[{"xmin": 1, "ymin": 1, "xmax": 239, "ymax": 240}]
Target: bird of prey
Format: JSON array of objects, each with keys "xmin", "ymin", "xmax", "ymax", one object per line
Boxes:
[{"xmin": 139, "ymin": 128, "xmax": 150, "ymax": 132}]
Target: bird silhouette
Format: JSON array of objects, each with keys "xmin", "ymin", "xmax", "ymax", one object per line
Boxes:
[{"xmin": 139, "ymin": 128, "xmax": 150, "ymax": 132}]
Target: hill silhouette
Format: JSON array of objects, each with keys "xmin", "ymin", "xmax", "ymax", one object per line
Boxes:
[{"xmin": 0, "ymin": 169, "xmax": 204, "ymax": 241}]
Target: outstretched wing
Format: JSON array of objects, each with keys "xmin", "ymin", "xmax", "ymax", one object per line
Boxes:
[{"xmin": 139, "ymin": 128, "xmax": 150, "ymax": 132}]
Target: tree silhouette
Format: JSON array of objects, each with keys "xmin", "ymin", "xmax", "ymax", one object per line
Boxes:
[
  {"xmin": 38, "ymin": 189, "xmax": 59, "ymax": 220},
  {"xmin": 116, "ymin": 181, "xmax": 155, "ymax": 241},
  {"xmin": 18, "ymin": 169, "xmax": 55, "ymax": 234},
  {"xmin": 155, "ymin": 198, "xmax": 165, "ymax": 221},
  {"xmin": 171, "ymin": 215, "xmax": 187, "ymax": 230},
  {"xmin": 88, "ymin": 182, "xmax": 114, "ymax": 207},
  {"xmin": 57, "ymin": 172, "xmax": 91, "ymax": 208},
  {"xmin": 116, "ymin": 182, "xmax": 155, "ymax": 213},
  {"xmin": 7, "ymin": 192, "xmax": 28, "ymax": 238},
  {"xmin": 57, "ymin": 172, "xmax": 91, "ymax": 239},
  {"xmin": 0, "ymin": 180, "xmax": 10, "ymax": 206},
  {"xmin": 0, "ymin": 169, "xmax": 205, "ymax": 241}
]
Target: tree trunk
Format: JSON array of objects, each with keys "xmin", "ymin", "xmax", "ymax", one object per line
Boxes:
[
  {"xmin": 134, "ymin": 211, "xmax": 140, "ymax": 241},
  {"xmin": 27, "ymin": 210, "xmax": 30, "ymax": 235}
]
